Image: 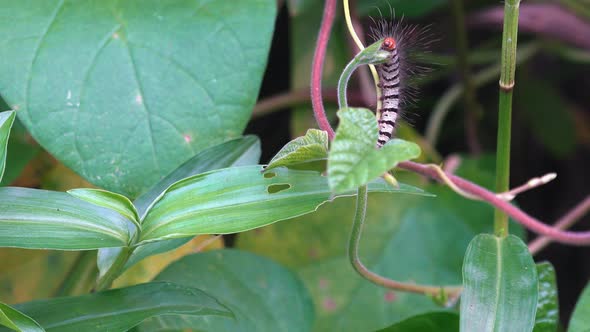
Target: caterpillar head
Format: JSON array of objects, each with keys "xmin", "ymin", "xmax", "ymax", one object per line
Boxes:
[{"xmin": 381, "ymin": 37, "xmax": 396, "ymax": 51}]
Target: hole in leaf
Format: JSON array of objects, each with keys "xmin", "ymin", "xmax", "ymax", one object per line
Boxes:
[
  {"xmin": 267, "ymin": 183, "xmax": 291, "ymax": 194},
  {"xmin": 263, "ymin": 172, "xmax": 276, "ymax": 179}
]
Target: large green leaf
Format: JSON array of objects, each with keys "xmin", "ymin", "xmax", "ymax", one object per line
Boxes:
[
  {"xmin": 237, "ymin": 158, "xmax": 525, "ymax": 332},
  {"xmin": 0, "ymin": 282, "xmax": 230, "ymax": 332},
  {"xmin": 0, "ymin": 302, "xmax": 44, "ymax": 332},
  {"xmin": 0, "ymin": 111, "xmax": 16, "ymax": 183},
  {"xmin": 461, "ymin": 234, "xmax": 538, "ymax": 332},
  {"xmin": 328, "ymin": 108, "xmax": 421, "ymax": 193},
  {"xmin": 533, "ymin": 262, "xmax": 558, "ymax": 332},
  {"xmin": 0, "ymin": 0, "xmax": 276, "ymax": 197},
  {"xmin": 265, "ymin": 129, "xmax": 329, "ymax": 171},
  {"xmin": 134, "ymin": 135, "xmax": 261, "ymax": 217},
  {"xmin": 137, "ymin": 249, "xmax": 314, "ymax": 332},
  {"xmin": 568, "ymin": 281, "xmax": 590, "ymax": 332},
  {"xmin": 377, "ymin": 312, "xmax": 459, "ymax": 332},
  {"xmin": 139, "ymin": 165, "xmax": 428, "ymax": 244},
  {"xmin": 0, "ymin": 187, "xmax": 132, "ymax": 249},
  {"xmin": 97, "ymin": 136, "xmax": 261, "ymax": 278}
]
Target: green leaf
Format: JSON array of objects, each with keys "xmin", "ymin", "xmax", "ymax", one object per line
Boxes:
[
  {"xmin": 265, "ymin": 129, "xmax": 329, "ymax": 171},
  {"xmin": 237, "ymin": 156, "xmax": 523, "ymax": 332},
  {"xmin": 376, "ymin": 312, "xmax": 459, "ymax": 332},
  {"xmin": 134, "ymin": 136, "xmax": 261, "ymax": 217},
  {"xmin": 0, "ymin": 187, "xmax": 132, "ymax": 249},
  {"xmin": 534, "ymin": 262, "xmax": 559, "ymax": 332},
  {"xmin": 328, "ymin": 108, "xmax": 421, "ymax": 193},
  {"xmin": 568, "ymin": 281, "xmax": 590, "ymax": 332},
  {"xmin": 136, "ymin": 249, "xmax": 314, "ymax": 332},
  {"xmin": 139, "ymin": 165, "xmax": 429, "ymax": 244},
  {"xmin": 1, "ymin": 282, "xmax": 230, "ymax": 332},
  {"xmin": 461, "ymin": 234, "xmax": 538, "ymax": 332},
  {"xmin": 0, "ymin": 302, "xmax": 44, "ymax": 332},
  {"xmin": 0, "ymin": 0, "xmax": 276, "ymax": 197},
  {"xmin": 97, "ymin": 136, "xmax": 261, "ymax": 279},
  {"xmin": 68, "ymin": 188, "xmax": 140, "ymax": 229},
  {"xmin": 0, "ymin": 111, "xmax": 16, "ymax": 183},
  {"xmin": 0, "ymin": 117, "xmax": 41, "ymax": 186}
]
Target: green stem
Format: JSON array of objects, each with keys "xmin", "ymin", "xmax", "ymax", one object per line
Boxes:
[
  {"xmin": 494, "ymin": 0, "xmax": 521, "ymax": 237},
  {"xmin": 53, "ymin": 251, "xmax": 97, "ymax": 296},
  {"xmin": 95, "ymin": 247, "xmax": 133, "ymax": 291}
]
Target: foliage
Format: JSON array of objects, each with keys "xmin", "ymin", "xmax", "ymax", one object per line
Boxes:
[{"xmin": 0, "ymin": 0, "xmax": 587, "ymax": 331}]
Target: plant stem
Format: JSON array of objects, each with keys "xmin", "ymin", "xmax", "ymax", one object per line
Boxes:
[
  {"xmin": 349, "ymin": 185, "xmax": 462, "ymax": 298},
  {"xmin": 53, "ymin": 251, "xmax": 97, "ymax": 296},
  {"xmin": 95, "ymin": 247, "xmax": 133, "ymax": 291},
  {"xmin": 451, "ymin": 0, "xmax": 482, "ymax": 154},
  {"xmin": 494, "ymin": 0, "xmax": 520, "ymax": 238}
]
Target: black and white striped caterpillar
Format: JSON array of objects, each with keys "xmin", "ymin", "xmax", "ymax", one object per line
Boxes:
[{"xmin": 370, "ymin": 19, "xmax": 432, "ymax": 148}]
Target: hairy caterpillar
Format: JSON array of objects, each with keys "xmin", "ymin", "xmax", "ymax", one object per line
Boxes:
[{"xmin": 370, "ymin": 19, "xmax": 432, "ymax": 147}]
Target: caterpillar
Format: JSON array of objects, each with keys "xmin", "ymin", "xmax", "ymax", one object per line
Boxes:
[{"xmin": 370, "ymin": 18, "xmax": 432, "ymax": 148}]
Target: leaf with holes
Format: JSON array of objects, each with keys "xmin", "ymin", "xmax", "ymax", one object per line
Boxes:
[
  {"xmin": 0, "ymin": 110, "xmax": 16, "ymax": 183},
  {"xmin": 0, "ymin": 301, "xmax": 44, "ymax": 332},
  {"xmin": 0, "ymin": 0, "xmax": 276, "ymax": 197},
  {"xmin": 328, "ymin": 108, "xmax": 421, "ymax": 193},
  {"xmin": 139, "ymin": 165, "xmax": 429, "ymax": 244},
  {"xmin": 533, "ymin": 262, "xmax": 558, "ymax": 332},
  {"xmin": 265, "ymin": 129, "xmax": 329, "ymax": 172},
  {"xmin": 461, "ymin": 234, "xmax": 538, "ymax": 332}
]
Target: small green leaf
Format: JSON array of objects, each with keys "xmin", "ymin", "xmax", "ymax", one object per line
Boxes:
[
  {"xmin": 0, "ymin": 187, "xmax": 131, "ymax": 249},
  {"xmin": 461, "ymin": 234, "xmax": 538, "ymax": 332},
  {"xmin": 0, "ymin": 110, "xmax": 16, "ymax": 183},
  {"xmin": 136, "ymin": 249, "xmax": 314, "ymax": 332},
  {"xmin": 0, "ymin": 302, "xmax": 44, "ymax": 332},
  {"xmin": 568, "ymin": 281, "xmax": 590, "ymax": 332},
  {"xmin": 139, "ymin": 165, "xmax": 429, "ymax": 243},
  {"xmin": 2, "ymin": 282, "xmax": 230, "ymax": 332},
  {"xmin": 68, "ymin": 188, "xmax": 140, "ymax": 229},
  {"xmin": 265, "ymin": 129, "xmax": 329, "ymax": 171},
  {"xmin": 328, "ymin": 108, "xmax": 421, "ymax": 193},
  {"xmin": 377, "ymin": 312, "xmax": 459, "ymax": 332},
  {"xmin": 534, "ymin": 262, "xmax": 559, "ymax": 332}
]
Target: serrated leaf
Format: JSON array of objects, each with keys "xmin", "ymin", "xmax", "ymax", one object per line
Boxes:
[
  {"xmin": 377, "ymin": 312, "xmax": 459, "ymax": 332},
  {"xmin": 328, "ymin": 108, "xmax": 421, "ymax": 193},
  {"xmin": 0, "ymin": 282, "xmax": 231, "ymax": 332},
  {"xmin": 461, "ymin": 234, "xmax": 538, "ymax": 332},
  {"xmin": 0, "ymin": 187, "xmax": 132, "ymax": 249},
  {"xmin": 0, "ymin": 302, "xmax": 44, "ymax": 332},
  {"xmin": 139, "ymin": 165, "xmax": 429, "ymax": 244},
  {"xmin": 68, "ymin": 188, "xmax": 139, "ymax": 229},
  {"xmin": 0, "ymin": 111, "xmax": 16, "ymax": 183},
  {"xmin": 534, "ymin": 262, "xmax": 559, "ymax": 332},
  {"xmin": 136, "ymin": 250, "xmax": 314, "ymax": 332},
  {"xmin": 568, "ymin": 281, "xmax": 590, "ymax": 332},
  {"xmin": 265, "ymin": 129, "xmax": 329, "ymax": 171},
  {"xmin": 0, "ymin": 0, "xmax": 276, "ymax": 197}
]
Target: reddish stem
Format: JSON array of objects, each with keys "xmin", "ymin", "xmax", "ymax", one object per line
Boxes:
[
  {"xmin": 399, "ymin": 161, "xmax": 590, "ymax": 245},
  {"xmin": 310, "ymin": 0, "xmax": 590, "ymax": 246},
  {"xmin": 311, "ymin": 0, "xmax": 337, "ymax": 139}
]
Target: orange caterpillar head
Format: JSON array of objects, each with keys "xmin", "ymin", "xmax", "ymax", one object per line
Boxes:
[{"xmin": 381, "ymin": 37, "xmax": 396, "ymax": 51}]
